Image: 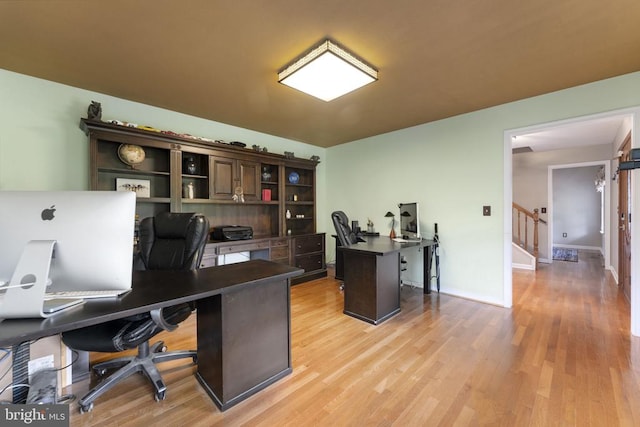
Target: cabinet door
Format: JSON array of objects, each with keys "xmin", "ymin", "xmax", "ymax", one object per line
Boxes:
[
  {"xmin": 238, "ymin": 160, "xmax": 260, "ymax": 201},
  {"xmin": 210, "ymin": 156, "xmax": 260, "ymax": 201},
  {"xmin": 210, "ymin": 156, "xmax": 235, "ymax": 199}
]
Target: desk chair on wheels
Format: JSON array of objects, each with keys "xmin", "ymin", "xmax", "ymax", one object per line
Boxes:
[
  {"xmin": 61, "ymin": 212, "xmax": 209, "ymax": 413},
  {"xmin": 331, "ymin": 211, "xmax": 364, "ymax": 290}
]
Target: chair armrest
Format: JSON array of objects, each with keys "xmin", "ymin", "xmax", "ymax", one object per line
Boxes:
[{"xmin": 150, "ymin": 308, "xmax": 179, "ymax": 332}]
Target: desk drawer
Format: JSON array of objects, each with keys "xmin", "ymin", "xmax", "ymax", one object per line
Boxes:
[
  {"xmin": 271, "ymin": 246, "xmax": 290, "ymax": 260},
  {"xmin": 218, "ymin": 240, "xmax": 270, "ymax": 255},
  {"xmin": 200, "ymin": 254, "xmax": 217, "ymax": 269},
  {"xmin": 294, "ymin": 234, "xmax": 324, "ymax": 255},
  {"xmin": 295, "ymin": 253, "xmax": 325, "ymax": 272},
  {"xmin": 270, "ymin": 238, "xmax": 289, "ymax": 247}
]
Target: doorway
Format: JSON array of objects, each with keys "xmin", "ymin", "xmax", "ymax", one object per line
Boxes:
[
  {"xmin": 504, "ymin": 108, "xmax": 639, "ymax": 336},
  {"xmin": 548, "ymin": 161, "xmax": 609, "ymax": 266}
]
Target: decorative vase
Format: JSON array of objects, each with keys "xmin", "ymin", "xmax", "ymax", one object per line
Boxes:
[{"xmin": 184, "ymin": 156, "xmax": 197, "ymax": 175}]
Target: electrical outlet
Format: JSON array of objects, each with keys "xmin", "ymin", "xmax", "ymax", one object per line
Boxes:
[
  {"xmin": 28, "ymin": 355, "xmax": 54, "ymax": 382},
  {"xmin": 562, "ymin": 232, "xmax": 567, "ymax": 238}
]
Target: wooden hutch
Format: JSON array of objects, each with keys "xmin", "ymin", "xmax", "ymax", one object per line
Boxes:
[{"xmin": 81, "ymin": 118, "xmax": 326, "ymax": 284}]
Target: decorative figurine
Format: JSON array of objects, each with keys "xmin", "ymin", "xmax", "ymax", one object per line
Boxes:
[
  {"xmin": 261, "ymin": 166, "xmax": 271, "ymax": 181},
  {"xmin": 232, "ymin": 186, "xmax": 245, "ymax": 203},
  {"xmin": 310, "ymin": 155, "xmax": 320, "ymax": 162},
  {"xmin": 87, "ymin": 101, "xmax": 102, "ymax": 120},
  {"xmin": 284, "ymin": 151, "xmax": 294, "ymax": 159}
]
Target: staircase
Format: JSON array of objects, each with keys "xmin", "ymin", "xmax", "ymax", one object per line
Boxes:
[{"xmin": 512, "ymin": 203, "xmax": 545, "ymax": 270}]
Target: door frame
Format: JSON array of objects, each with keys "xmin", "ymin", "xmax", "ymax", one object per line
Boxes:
[
  {"xmin": 618, "ymin": 132, "xmax": 632, "ymax": 301},
  {"xmin": 504, "ymin": 106, "xmax": 640, "ymax": 336}
]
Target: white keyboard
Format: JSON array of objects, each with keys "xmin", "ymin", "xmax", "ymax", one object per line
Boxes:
[{"xmin": 44, "ymin": 289, "xmax": 130, "ymax": 299}]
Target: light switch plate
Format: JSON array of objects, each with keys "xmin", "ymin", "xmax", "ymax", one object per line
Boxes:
[{"xmin": 483, "ymin": 206, "xmax": 491, "ymax": 216}]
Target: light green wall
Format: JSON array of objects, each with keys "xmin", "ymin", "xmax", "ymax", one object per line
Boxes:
[
  {"xmin": 326, "ymin": 71, "xmax": 640, "ymax": 304},
  {"xmin": 3, "ymin": 68, "xmax": 640, "ymax": 306},
  {"xmin": 0, "ymin": 68, "xmax": 327, "ymax": 231}
]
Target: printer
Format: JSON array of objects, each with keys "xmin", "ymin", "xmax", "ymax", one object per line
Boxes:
[{"xmin": 211, "ymin": 225, "xmax": 253, "ymax": 241}]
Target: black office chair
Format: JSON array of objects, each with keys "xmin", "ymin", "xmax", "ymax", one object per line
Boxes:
[
  {"xmin": 331, "ymin": 211, "xmax": 362, "ymax": 247},
  {"xmin": 62, "ymin": 212, "xmax": 209, "ymax": 413},
  {"xmin": 331, "ymin": 211, "xmax": 364, "ymax": 290}
]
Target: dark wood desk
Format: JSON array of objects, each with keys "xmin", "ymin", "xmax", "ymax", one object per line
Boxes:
[
  {"xmin": 0, "ymin": 260, "xmax": 302, "ymax": 411},
  {"xmin": 338, "ymin": 237, "xmax": 437, "ymax": 324}
]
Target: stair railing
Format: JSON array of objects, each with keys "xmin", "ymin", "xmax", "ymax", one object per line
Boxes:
[{"xmin": 512, "ymin": 202, "xmax": 546, "ymax": 265}]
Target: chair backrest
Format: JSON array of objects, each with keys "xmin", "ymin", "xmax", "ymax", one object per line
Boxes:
[
  {"xmin": 137, "ymin": 212, "xmax": 209, "ymax": 271},
  {"xmin": 332, "ymin": 211, "xmax": 358, "ymax": 247}
]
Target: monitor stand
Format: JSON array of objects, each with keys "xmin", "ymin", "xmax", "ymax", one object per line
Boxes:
[{"xmin": 1, "ymin": 240, "xmax": 56, "ymax": 318}]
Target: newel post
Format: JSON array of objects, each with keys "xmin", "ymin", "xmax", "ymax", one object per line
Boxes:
[{"xmin": 533, "ymin": 208, "xmax": 539, "ymax": 264}]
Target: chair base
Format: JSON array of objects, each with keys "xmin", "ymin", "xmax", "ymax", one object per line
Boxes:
[{"xmin": 78, "ymin": 340, "xmax": 197, "ymax": 413}]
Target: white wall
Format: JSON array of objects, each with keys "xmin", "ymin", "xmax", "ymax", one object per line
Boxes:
[
  {"xmin": 326, "ymin": 71, "xmax": 640, "ymax": 307},
  {"xmin": 553, "ymin": 165, "xmax": 602, "ymax": 248}
]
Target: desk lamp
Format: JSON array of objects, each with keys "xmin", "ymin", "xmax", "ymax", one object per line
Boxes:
[{"xmin": 385, "ymin": 211, "xmax": 396, "ymax": 238}]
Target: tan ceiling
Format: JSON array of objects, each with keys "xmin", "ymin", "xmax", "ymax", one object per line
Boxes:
[{"xmin": 1, "ymin": 1, "xmax": 640, "ymax": 148}]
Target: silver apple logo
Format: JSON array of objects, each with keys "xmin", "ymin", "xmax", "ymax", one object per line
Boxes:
[{"xmin": 41, "ymin": 205, "xmax": 56, "ymax": 221}]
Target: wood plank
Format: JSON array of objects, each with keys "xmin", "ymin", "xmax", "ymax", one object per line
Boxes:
[{"xmin": 68, "ymin": 250, "xmax": 640, "ymax": 425}]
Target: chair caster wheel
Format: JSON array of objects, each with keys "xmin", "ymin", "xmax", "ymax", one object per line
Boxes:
[
  {"xmin": 155, "ymin": 391, "xmax": 166, "ymax": 402},
  {"xmin": 94, "ymin": 368, "xmax": 107, "ymax": 376},
  {"xmin": 80, "ymin": 403, "xmax": 93, "ymax": 413}
]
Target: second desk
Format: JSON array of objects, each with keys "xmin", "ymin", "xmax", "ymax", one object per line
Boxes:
[{"xmin": 337, "ymin": 237, "xmax": 436, "ymax": 324}]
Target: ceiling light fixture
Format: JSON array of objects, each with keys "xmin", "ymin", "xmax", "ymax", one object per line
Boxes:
[{"xmin": 278, "ymin": 39, "xmax": 378, "ymax": 102}]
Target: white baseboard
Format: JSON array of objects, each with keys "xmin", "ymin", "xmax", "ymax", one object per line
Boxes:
[
  {"xmin": 432, "ymin": 287, "xmax": 505, "ymax": 307},
  {"xmin": 609, "ymin": 266, "xmax": 619, "ymax": 284},
  {"xmin": 553, "ymin": 244, "xmax": 602, "ymax": 252},
  {"xmin": 512, "ymin": 262, "xmax": 535, "ymax": 271}
]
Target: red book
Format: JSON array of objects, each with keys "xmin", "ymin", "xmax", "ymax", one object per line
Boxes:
[{"xmin": 262, "ymin": 189, "xmax": 271, "ymax": 201}]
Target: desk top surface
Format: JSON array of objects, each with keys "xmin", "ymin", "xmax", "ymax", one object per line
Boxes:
[
  {"xmin": 338, "ymin": 236, "xmax": 436, "ymax": 256},
  {"xmin": 0, "ymin": 260, "xmax": 302, "ymax": 347}
]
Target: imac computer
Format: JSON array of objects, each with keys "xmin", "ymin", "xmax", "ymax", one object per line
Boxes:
[
  {"xmin": 0, "ymin": 191, "xmax": 136, "ymax": 317},
  {"xmin": 399, "ymin": 202, "xmax": 421, "ymax": 240}
]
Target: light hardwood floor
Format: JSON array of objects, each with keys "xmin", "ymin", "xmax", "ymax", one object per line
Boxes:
[{"xmin": 69, "ymin": 251, "xmax": 640, "ymax": 426}]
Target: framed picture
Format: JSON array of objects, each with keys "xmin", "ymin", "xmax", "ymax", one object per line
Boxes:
[{"xmin": 116, "ymin": 178, "xmax": 150, "ymax": 198}]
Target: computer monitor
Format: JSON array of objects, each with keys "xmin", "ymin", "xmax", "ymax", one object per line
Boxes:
[
  {"xmin": 0, "ymin": 191, "xmax": 136, "ymax": 294},
  {"xmin": 399, "ymin": 202, "xmax": 421, "ymax": 240}
]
